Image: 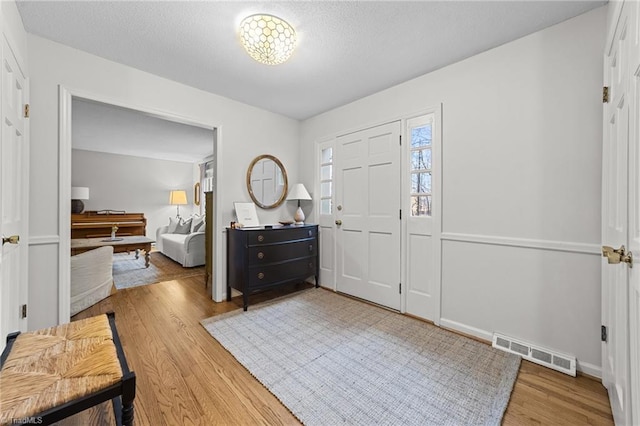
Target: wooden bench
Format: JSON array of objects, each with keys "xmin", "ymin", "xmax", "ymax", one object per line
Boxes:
[{"xmin": 0, "ymin": 312, "xmax": 135, "ymax": 426}]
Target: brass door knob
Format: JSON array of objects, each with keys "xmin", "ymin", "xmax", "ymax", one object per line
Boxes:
[
  {"xmin": 2, "ymin": 235, "xmax": 19, "ymax": 245},
  {"xmin": 258, "ymin": 272, "xmax": 265, "ymax": 279},
  {"xmin": 602, "ymin": 245, "xmax": 633, "ymax": 268},
  {"xmin": 257, "ymin": 252, "xmax": 264, "ymax": 259},
  {"xmin": 335, "ymin": 220, "xmax": 342, "ymax": 226}
]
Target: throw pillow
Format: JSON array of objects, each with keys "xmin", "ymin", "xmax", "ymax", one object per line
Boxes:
[
  {"xmin": 191, "ymin": 215, "xmax": 205, "ymax": 233},
  {"xmin": 175, "ymin": 218, "xmax": 192, "ymax": 234},
  {"xmin": 168, "ymin": 216, "xmax": 180, "ymax": 233}
]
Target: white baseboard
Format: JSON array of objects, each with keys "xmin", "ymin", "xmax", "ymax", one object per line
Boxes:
[
  {"xmin": 439, "ymin": 318, "xmax": 493, "ymax": 343},
  {"xmin": 576, "ymin": 361, "xmax": 602, "ymax": 379},
  {"xmin": 440, "ymin": 318, "xmax": 602, "ymax": 378}
]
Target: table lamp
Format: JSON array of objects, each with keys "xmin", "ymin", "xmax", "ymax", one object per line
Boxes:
[
  {"xmin": 71, "ymin": 187, "xmax": 89, "ymax": 214},
  {"xmin": 286, "ymin": 183, "xmax": 312, "ymax": 224},
  {"xmin": 169, "ymin": 190, "xmax": 188, "ymax": 219}
]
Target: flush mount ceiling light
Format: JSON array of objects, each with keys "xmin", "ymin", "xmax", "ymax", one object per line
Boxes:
[{"xmin": 239, "ymin": 14, "xmax": 297, "ymax": 65}]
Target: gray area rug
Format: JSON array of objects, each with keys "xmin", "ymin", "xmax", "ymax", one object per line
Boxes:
[
  {"xmin": 112, "ymin": 252, "xmax": 204, "ymax": 289},
  {"xmin": 201, "ymin": 289, "xmax": 521, "ymax": 425}
]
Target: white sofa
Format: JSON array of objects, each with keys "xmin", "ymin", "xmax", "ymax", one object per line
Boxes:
[
  {"xmin": 70, "ymin": 246, "xmax": 114, "ymax": 316},
  {"xmin": 156, "ymin": 225, "xmax": 205, "ymax": 267}
]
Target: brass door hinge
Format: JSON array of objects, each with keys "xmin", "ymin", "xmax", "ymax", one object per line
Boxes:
[
  {"xmin": 603, "ymin": 87, "xmax": 609, "ymax": 103},
  {"xmin": 24, "ymin": 104, "xmax": 30, "ymax": 118},
  {"xmin": 21, "ymin": 304, "xmax": 27, "ymax": 319}
]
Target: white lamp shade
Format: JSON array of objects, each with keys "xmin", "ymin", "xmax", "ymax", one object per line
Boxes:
[
  {"xmin": 169, "ymin": 190, "xmax": 188, "ymax": 205},
  {"xmin": 286, "ymin": 183, "xmax": 311, "ymax": 201},
  {"xmin": 71, "ymin": 187, "xmax": 89, "ymax": 200}
]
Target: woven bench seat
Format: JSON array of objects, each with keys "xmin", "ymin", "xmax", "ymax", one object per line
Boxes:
[{"xmin": 0, "ymin": 312, "xmax": 135, "ymax": 426}]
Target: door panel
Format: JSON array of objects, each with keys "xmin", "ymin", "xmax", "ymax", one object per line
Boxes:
[
  {"xmin": 336, "ymin": 122, "xmax": 401, "ymax": 310},
  {"xmin": 602, "ymin": 2, "xmax": 636, "ymax": 424},
  {"xmin": 318, "ymin": 141, "xmax": 335, "ymax": 288},
  {"xmin": 405, "ymin": 112, "xmax": 440, "ymax": 322},
  {"xmin": 628, "ymin": 4, "xmax": 640, "ymax": 423},
  {"xmin": 1, "ymin": 35, "xmax": 28, "ymax": 347}
]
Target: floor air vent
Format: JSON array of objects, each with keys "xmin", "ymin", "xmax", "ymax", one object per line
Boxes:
[{"xmin": 492, "ymin": 333, "xmax": 576, "ymax": 377}]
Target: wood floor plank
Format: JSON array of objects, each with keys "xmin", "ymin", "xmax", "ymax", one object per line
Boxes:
[{"xmin": 64, "ymin": 278, "xmax": 612, "ymax": 425}]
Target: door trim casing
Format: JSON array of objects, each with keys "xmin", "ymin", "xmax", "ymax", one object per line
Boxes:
[{"xmin": 58, "ymin": 86, "xmax": 224, "ymax": 323}]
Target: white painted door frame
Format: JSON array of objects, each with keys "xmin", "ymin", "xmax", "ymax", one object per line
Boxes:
[{"xmin": 58, "ymin": 86, "xmax": 224, "ymax": 323}]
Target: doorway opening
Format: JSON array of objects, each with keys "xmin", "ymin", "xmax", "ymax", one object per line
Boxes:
[{"xmin": 58, "ymin": 87, "xmax": 223, "ymax": 323}]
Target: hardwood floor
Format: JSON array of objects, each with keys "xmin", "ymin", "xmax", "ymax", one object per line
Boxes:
[{"xmin": 64, "ymin": 277, "xmax": 613, "ymax": 425}]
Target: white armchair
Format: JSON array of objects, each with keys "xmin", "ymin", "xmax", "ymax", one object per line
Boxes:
[{"xmin": 70, "ymin": 246, "xmax": 114, "ymax": 316}]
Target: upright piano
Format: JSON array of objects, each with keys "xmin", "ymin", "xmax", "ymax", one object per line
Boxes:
[{"xmin": 71, "ymin": 211, "xmax": 147, "ymax": 239}]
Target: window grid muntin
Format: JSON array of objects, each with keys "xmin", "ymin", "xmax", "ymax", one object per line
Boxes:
[
  {"xmin": 410, "ymin": 123, "xmax": 432, "ymax": 217},
  {"xmin": 320, "ymin": 147, "xmax": 333, "ymax": 215}
]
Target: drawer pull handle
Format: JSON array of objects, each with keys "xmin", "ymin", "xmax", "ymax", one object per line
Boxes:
[
  {"xmin": 309, "ymin": 244, "xmax": 313, "ymax": 252},
  {"xmin": 309, "ymin": 263, "xmax": 313, "ymax": 269},
  {"xmin": 258, "ymin": 272, "xmax": 265, "ymax": 279},
  {"xmin": 257, "ymin": 235, "xmax": 264, "ymax": 242},
  {"xmin": 308, "ymin": 230, "xmax": 312, "ymax": 237},
  {"xmin": 257, "ymin": 252, "xmax": 264, "ymax": 259}
]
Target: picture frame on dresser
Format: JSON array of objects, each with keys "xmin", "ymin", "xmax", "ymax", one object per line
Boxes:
[{"xmin": 233, "ymin": 202, "xmax": 260, "ymax": 227}]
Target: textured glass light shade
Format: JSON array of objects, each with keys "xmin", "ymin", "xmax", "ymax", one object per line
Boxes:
[{"xmin": 239, "ymin": 14, "xmax": 296, "ymax": 65}]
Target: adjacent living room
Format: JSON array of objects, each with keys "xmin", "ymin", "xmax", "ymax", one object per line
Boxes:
[{"xmin": 69, "ymin": 98, "xmax": 214, "ymax": 315}]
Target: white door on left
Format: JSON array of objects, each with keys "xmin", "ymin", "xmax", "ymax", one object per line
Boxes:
[{"xmin": 1, "ymin": 34, "xmax": 29, "ymax": 348}]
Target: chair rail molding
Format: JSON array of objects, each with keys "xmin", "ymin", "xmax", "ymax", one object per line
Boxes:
[
  {"xmin": 440, "ymin": 232, "xmax": 601, "ymax": 255},
  {"xmin": 29, "ymin": 235, "xmax": 60, "ymax": 246}
]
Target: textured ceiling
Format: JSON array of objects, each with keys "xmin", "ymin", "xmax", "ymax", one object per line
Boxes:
[{"xmin": 17, "ymin": 1, "xmax": 605, "ymax": 120}]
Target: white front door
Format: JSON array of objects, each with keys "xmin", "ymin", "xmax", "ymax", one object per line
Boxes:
[
  {"xmin": 601, "ymin": 1, "xmax": 638, "ymax": 424},
  {"xmin": 1, "ymin": 34, "xmax": 29, "ymax": 347},
  {"xmin": 335, "ymin": 121, "xmax": 401, "ymax": 310}
]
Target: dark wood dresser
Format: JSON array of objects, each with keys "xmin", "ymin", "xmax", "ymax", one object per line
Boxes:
[{"xmin": 227, "ymin": 224, "xmax": 319, "ymax": 310}]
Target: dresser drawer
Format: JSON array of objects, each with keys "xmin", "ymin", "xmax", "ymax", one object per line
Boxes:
[
  {"xmin": 247, "ymin": 227, "xmax": 316, "ymax": 245},
  {"xmin": 248, "ymin": 257, "xmax": 316, "ymax": 288},
  {"xmin": 248, "ymin": 239, "xmax": 317, "ymax": 265}
]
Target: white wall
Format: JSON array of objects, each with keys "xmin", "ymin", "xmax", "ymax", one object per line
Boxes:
[
  {"xmin": 1, "ymin": 0, "xmax": 28, "ymax": 72},
  {"xmin": 28, "ymin": 34, "xmax": 300, "ymax": 330},
  {"xmin": 72, "ymin": 149, "xmax": 198, "ymax": 238},
  {"xmin": 300, "ymin": 7, "xmax": 606, "ymax": 375}
]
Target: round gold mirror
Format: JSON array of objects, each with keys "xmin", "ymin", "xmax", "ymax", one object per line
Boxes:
[{"xmin": 246, "ymin": 154, "xmax": 288, "ymax": 209}]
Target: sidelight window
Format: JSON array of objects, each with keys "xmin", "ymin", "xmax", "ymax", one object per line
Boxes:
[
  {"xmin": 410, "ymin": 121, "xmax": 432, "ymax": 216},
  {"xmin": 320, "ymin": 147, "xmax": 333, "ymax": 214}
]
